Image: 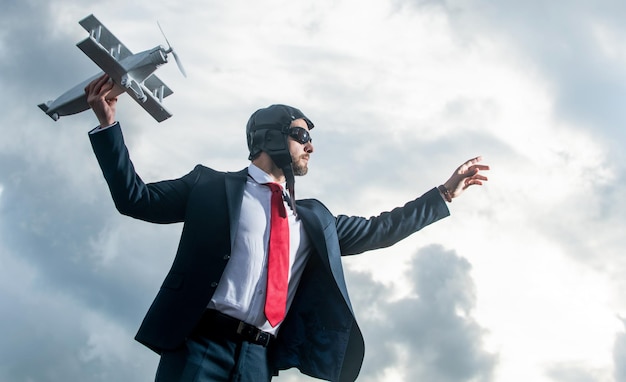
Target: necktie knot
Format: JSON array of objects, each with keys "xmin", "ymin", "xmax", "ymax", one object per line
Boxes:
[
  {"xmin": 264, "ymin": 183, "xmax": 287, "ymax": 218},
  {"xmin": 265, "ymin": 182, "xmax": 282, "ymax": 192}
]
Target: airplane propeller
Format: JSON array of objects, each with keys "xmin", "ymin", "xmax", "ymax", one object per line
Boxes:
[{"xmin": 157, "ymin": 21, "xmax": 187, "ymax": 78}]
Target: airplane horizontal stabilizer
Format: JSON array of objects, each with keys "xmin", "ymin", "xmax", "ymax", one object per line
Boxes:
[{"xmin": 38, "ymin": 102, "xmax": 59, "ymax": 121}]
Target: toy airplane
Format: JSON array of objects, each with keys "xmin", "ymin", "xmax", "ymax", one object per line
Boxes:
[{"xmin": 39, "ymin": 14, "xmax": 185, "ymax": 123}]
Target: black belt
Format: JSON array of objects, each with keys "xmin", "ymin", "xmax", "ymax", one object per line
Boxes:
[{"xmin": 192, "ymin": 310, "xmax": 274, "ymax": 347}]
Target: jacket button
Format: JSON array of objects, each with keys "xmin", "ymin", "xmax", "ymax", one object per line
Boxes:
[
  {"xmin": 210, "ymin": 282, "xmax": 218, "ymax": 288},
  {"xmin": 223, "ymin": 254, "xmax": 230, "ymax": 260}
]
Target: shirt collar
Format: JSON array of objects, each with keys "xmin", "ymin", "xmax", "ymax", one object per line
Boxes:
[{"xmin": 247, "ymin": 163, "xmax": 287, "ymax": 189}]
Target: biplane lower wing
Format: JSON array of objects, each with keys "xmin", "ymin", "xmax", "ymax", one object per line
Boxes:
[{"xmin": 134, "ymin": 80, "xmax": 173, "ymax": 122}]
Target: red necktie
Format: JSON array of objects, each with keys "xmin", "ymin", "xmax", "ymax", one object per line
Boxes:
[{"xmin": 264, "ymin": 183, "xmax": 290, "ymax": 327}]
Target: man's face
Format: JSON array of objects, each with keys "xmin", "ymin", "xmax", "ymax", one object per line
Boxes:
[{"xmin": 288, "ymin": 118, "xmax": 314, "ymax": 176}]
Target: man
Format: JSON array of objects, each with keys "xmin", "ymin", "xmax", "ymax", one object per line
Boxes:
[{"xmin": 85, "ymin": 74, "xmax": 489, "ymax": 382}]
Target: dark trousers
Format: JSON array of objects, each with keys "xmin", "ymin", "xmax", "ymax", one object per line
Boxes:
[{"xmin": 155, "ymin": 329, "xmax": 272, "ymax": 382}]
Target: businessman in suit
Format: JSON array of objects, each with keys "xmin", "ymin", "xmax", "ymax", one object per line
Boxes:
[{"xmin": 85, "ymin": 74, "xmax": 489, "ymax": 382}]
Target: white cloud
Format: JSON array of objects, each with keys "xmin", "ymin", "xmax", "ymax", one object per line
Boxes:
[{"xmin": 615, "ymin": 317, "xmax": 626, "ymax": 382}]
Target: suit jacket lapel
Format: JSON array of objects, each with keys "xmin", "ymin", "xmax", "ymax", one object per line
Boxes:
[
  {"xmin": 224, "ymin": 168, "xmax": 248, "ymax": 251},
  {"xmin": 297, "ymin": 201, "xmax": 355, "ymax": 314},
  {"xmin": 297, "ymin": 205, "xmax": 330, "ymax": 267}
]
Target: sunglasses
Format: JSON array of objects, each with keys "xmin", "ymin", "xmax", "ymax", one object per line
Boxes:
[{"xmin": 288, "ymin": 126, "xmax": 313, "ymax": 144}]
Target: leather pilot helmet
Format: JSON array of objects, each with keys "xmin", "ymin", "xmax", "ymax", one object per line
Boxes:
[{"xmin": 246, "ymin": 104, "xmax": 314, "ymax": 161}]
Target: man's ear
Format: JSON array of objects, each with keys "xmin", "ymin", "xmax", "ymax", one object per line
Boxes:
[{"xmin": 262, "ymin": 130, "xmax": 287, "ymax": 152}]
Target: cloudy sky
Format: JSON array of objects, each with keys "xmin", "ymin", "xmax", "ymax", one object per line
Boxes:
[{"xmin": 2, "ymin": 0, "xmax": 625, "ymax": 381}]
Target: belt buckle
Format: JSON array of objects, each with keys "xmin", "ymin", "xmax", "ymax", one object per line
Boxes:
[
  {"xmin": 236, "ymin": 321, "xmax": 247, "ymax": 337},
  {"xmin": 236, "ymin": 321, "xmax": 255, "ymax": 341},
  {"xmin": 236, "ymin": 321, "xmax": 270, "ymax": 347}
]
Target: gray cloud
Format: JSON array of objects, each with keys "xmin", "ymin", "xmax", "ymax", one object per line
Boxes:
[
  {"xmin": 0, "ymin": 142, "xmax": 176, "ymax": 381},
  {"xmin": 545, "ymin": 365, "xmax": 605, "ymax": 382},
  {"xmin": 347, "ymin": 245, "xmax": 497, "ymax": 382},
  {"xmin": 0, "ymin": 269, "xmax": 156, "ymax": 381},
  {"xmin": 1, "ymin": 3, "xmax": 93, "ymax": 96}
]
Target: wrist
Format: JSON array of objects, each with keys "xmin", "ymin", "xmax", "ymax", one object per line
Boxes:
[
  {"xmin": 438, "ymin": 184, "xmax": 452, "ymax": 203},
  {"xmin": 99, "ymin": 118, "xmax": 115, "ymax": 127}
]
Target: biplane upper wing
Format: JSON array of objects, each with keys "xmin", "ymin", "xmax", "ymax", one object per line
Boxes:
[
  {"xmin": 79, "ymin": 14, "xmax": 133, "ymax": 61},
  {"xmin": 77, "ymin": 35, "xmax": 173, "ymax": 122},
  {"xmin": 77, "ymin": 36, "xmax": 127, "ymax": 83}
]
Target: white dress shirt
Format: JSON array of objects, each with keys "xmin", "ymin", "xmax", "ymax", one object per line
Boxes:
[{"xmin": 208, "ymin": 163, "xmax": 312, "ymax": 334}]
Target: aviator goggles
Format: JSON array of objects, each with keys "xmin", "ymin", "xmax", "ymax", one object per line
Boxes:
[{"xmin": 288, "ymin": 126, "xmax": 313, "ymax": 145}]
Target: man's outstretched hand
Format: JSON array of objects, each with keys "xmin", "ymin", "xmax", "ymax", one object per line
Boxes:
[
  {"xmin": 442, "ymin": 156, "xmax": 490, "ymax": 200},
  {"xmin": 85, "ymin": 74, "xmax": 118, "ymax": 127}
]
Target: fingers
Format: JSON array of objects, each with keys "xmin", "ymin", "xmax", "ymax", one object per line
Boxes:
[
  {"xmin": 463, "ymin": 158, "xmax": 489, "ymax": 177},
  {"xmin": 471, "ymin": 164, "xmax": 490, "ymax": 171},
  {"xmin": 444, "ymin": 156, "xmax": 491, "ymax": 197},
  {"xmin": 457, "ymin": 157, "xmax": 488, "ymax": 175},
  {"xmin": 460, "ymin": 158, "xmax": 490, "ymax": 190},
  {"xmin": 461, "ymin": 156, "xmax": 483, "ymax": 168},
  {"xmin": 84, "ymin": 74, "xmax": 118, "ymax": 126},
  {"xmin": 461, "ymin": 170, "xmax": 489, "ymax": 190},
  {"xmin": 466, "ymin": 167, "xmax": 489, "ymax": 178},
  {"xmin": 85, "ymin": 74, "xmax": 106, "ymax": 94},
  {"xmin": 85, "ymin": 74, "xmax": 114, "ymax": 99},
  {"xmin": 462, "ymin": 180, "xmax": 483, "ymax": 190}
]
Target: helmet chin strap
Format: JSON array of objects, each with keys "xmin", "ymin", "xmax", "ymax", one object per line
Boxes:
[
  {"xmin": 254, "ymin": 129, "xmax": 298, "ymax": 215},
  {"xmin": 282, "ymin": 164, "xmax": 297, "ymax": 216},
  {"xmin": 268, "ymin": 149, "xmax": 297, "ymax": 216}
]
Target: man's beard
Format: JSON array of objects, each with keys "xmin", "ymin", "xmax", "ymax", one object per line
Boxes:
[{"xmin": 292, "ymin": 154, "xmax": 309, "ymax": 176}]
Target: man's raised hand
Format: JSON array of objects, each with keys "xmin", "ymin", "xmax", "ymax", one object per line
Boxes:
[
  {"xmin": 85, "ymin": 74, "xmax": 118, "ymax": 127},
  {"xmin": 442, "ymin": 156, "xmax": 490, "ymax": 200}
]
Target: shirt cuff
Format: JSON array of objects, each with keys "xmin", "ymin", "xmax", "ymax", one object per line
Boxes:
[{"xmin": 88, "ymin": 122, "xmax": 118, "ymax": 135}]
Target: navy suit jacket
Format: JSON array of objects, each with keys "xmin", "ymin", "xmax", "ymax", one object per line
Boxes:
[{"xmin": 89, "ymin": 123, "xmax": 450, "ymax": 382}]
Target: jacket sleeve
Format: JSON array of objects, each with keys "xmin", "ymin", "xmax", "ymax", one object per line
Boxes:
[
  {"xmin": 89, "ymin": 122, "xmax": 199, "ymax": 224},
  {"xmin": 335, "ymin": 187, "xmax": 450, "ymax": 255}
]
